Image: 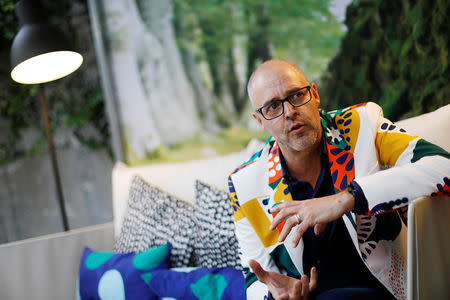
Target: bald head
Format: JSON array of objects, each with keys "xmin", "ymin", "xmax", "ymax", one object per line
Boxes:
[{"xmin": 247, "ymin": 59, "xmax": 309, "ymax": 107}]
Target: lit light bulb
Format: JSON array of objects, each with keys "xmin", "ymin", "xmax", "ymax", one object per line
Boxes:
[{"xmin": 11, "ymin": 51, "xmax": 83, "ymax": 84}]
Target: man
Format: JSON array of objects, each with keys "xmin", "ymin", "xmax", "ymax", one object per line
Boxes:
[{"xmin": 228, "ymin": 59, "xmax": 450, "ymax": 300}]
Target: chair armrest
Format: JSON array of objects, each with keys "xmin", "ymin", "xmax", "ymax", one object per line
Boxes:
[
  {"xmin": 407, "ymin": 196, "xmax": 450, "ymax": 300},
  {"xmin": 0, "ymin": 222, "xmax": 114, "ymax": 300}
]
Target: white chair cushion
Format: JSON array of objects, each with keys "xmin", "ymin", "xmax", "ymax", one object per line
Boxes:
[{"xmin": 395, "ymin": 104, "xmax": 449, "ymax": 151}]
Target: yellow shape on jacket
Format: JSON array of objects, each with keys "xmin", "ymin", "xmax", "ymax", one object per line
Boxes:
[
  {"xmin": 241, "ymin": 198, "xmax": 279, "ymax": 247},
  {"xmin": 273, "ymin": 179, "xmax": 292, "ymax": 203},
  {"xmin": 376, "ymin": 132, "xmax": 417, "ymax": 166}
]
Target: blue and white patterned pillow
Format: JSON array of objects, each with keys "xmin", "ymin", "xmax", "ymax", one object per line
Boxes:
[
  {"xmin": 77, "ymin": 244, "xmax": 171, "ymax": 300},
  {"xmin": 148, "ymin": 267, "xmax": 246, "ymax": 300}
]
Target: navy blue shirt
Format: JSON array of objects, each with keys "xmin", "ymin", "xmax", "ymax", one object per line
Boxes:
[{"xmin": 279, "ymin": 150, "xmax": 392, "ymax": 297}]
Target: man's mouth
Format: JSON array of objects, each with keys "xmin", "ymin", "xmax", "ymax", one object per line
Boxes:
[{"xmin": 289, "ymin": 123, "xmax": 305, "ymax": 133}]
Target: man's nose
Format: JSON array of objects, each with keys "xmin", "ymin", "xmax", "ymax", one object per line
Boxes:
[{"xmin": 283, "ymin": 100, "xmax": 298, "ymax": 119}]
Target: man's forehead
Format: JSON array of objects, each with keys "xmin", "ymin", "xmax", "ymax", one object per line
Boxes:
[
  {"xmin": 254, "ymin": 68, "xmax": 300, "ymax": 86},
  {"xmin": 251, "ymin": 67, "xmax": 307, "ymax": 100},
  {"xmin": 254, "ymin": 61, "xmax": 306, "ymax": 85}
]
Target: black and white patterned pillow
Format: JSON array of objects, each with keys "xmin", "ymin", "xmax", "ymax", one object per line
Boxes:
[
  {"xmin": 193, "ymin": 180, "xmax": 241, "ymax": 268},
  {"xmin": 115, "ymin": 175, "xmax": 196, "ymax": 267}
]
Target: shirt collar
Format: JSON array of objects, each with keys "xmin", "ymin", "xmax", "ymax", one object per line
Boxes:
[{"xmin": 279, "ymin": 139, "xmax": 329, "ymax": 183}]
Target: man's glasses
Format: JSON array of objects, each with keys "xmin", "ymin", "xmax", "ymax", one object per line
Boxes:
[{"xmin": 256, "ymin": 85, "xmax": 312, "ymax": 120}]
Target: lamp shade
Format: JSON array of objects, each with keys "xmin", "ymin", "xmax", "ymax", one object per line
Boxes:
[{"xmin": 10, "ymin": 0, "xmax": 83, "ymax": 84}]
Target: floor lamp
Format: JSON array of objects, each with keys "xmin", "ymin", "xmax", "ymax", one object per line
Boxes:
[{"xmin": 9, "ymin": 0, "xmax": 83, "ymax": 231}]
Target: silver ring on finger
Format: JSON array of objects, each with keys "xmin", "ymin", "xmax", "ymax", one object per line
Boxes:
[{"xmin": 294, "ymin": 214, "xmax": 301, "ymax": 225}]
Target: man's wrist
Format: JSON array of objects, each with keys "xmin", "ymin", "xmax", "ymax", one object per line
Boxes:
[{"xmin": 341, "ymin": 189, "xmax": 355, "ymax": 212}]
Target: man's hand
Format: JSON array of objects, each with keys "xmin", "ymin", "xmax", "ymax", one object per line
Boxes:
[
  {"xmin": 269, "ymin": 191, "xmax": 354, "ymax": 247},
  {"xmin": 249, "ymin": 259, "xmax": 317, "ymax": 300}
]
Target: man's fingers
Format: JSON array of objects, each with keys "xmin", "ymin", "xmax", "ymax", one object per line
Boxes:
[
  {"xmin": 314, "ymin": 223, "xmax": 326, "ymax": 236},
  {"xmin": 269, "ymin": 203, "xmax": 301, "ymax": 230},
  {"xmin": 300, "ymin": 274, "xmax": 310, "ymax": 299},
  {"xmin": 269, "ymin": 201, "xmax": 297, "ymax": 213},
  {"xmin": 278, "ymin": 215, "xmax": 298, "ymax": 242},
  {"xmin": 269, "ymin": 203, "xmax": 283, "ymax": 214},
  {"xmin": 291, "ymin": 280, "xmax": 302, "ymax": 299},
  {"xmin": 278, "ymin": 293, "xmax": 289, "ymax": 300},
  {"xmin": 291, "ymin": 221, "xmax": 309, "ymax": 247},
  {"xmin": 269, "ymin": 210, "xmax": 285, "ymax": 231},
  {"xmin": 309, "ymin": 267, "xmax": 318, "ymax": 291},
  {"xmin": 248, "ymin": 259, "xmax": 268, "ymax": 284},
  {"xmin": 269, "ymin": 206, "xmax": 296, "ymax": 230}
]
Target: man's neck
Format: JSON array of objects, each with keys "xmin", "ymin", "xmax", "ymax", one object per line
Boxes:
[{"xmin": 278, "ymin": 141, "xmax": 323, "ymax": 188}]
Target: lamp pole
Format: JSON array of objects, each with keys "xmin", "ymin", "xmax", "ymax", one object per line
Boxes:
[{"xmin": 39, "ymin": 84, "xmax": 69, "ymax": 231}]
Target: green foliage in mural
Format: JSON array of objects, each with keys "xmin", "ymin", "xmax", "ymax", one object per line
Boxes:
[
  {"xmin": 321, "ymin": 0, "xmax": 450, "ymax": 120},
  {"xmin": 173, "ymin": 0, "xmax": 345, "ymax": 120}
]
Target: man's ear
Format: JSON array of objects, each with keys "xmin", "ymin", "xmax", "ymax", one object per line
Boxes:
[
  {"xmin": 310, "ymin": 83, "xmax": 320, "ymax": 106},
  {"xmin": 252, "ymin": 112, "xmax": 265, "ymax": 130}
]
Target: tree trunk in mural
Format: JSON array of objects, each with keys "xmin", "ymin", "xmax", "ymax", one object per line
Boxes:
[
  {"xmin": 246, "ymin": 4, "xmax": 274, "ymax": 85},
  {"xmin": 172, "ymin": 8, "xmax": 219, "ymax": 133},
  {"xmin": 100, "ymin": 0, "xmax": 201, "ymax": 161},
  {"xmin": 195, "ymin": 17, "xmax": 240, "ymax": 125},
  {"xmin": 178, "ymin": 48, "xmax": 220, "ymax": 133}
]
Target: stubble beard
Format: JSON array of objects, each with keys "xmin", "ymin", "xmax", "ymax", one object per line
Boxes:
[{"xmin": 281, "ymin": 124, "xmax": 322, "ymax": 153}]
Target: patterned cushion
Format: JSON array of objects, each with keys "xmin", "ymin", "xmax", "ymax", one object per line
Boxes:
[
  {"xmin": 193, "ymin": 180, "xmax": 241, "ymax": 268},
  {"xmin": 148, "ymin": 267, "xmax": 245, "ymax": 300},
  {"xmin": 77, "ymin": 244, "xmax": 171, "ymax": 300},
  {"xmin": 115, "ymin": 175, "xmax": 196, "ymax": 267}
]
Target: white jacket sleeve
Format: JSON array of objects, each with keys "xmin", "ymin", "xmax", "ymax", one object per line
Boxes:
[{"xmin": 354, "ymin": 103, "xmax": 450, "ymax": 215}]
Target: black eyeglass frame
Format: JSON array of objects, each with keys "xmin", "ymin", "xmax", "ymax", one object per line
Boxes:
[{"xmin": 256, "ymin": 85, "xmax": 312, "ymax": 120}]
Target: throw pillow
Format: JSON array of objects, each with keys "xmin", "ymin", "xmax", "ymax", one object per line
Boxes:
[
  {"xmin": 115, "ymin": 175, "xmax": 196, "ymax": 267},
  {"xmin": 194, "ymin": 180, "xmax": 241, "ymax": 268},
  {"xmin": 78, "ymin": 243, "xmax": 171, "ymax": 300},
  {"xmin": 148, "ymin": 267, "xmax": 246, "ymax": 300}
]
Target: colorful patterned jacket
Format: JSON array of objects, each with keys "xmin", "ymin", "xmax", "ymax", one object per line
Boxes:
[{"xmin": 228, "ymin": 102, "xmax": 450, "ymax": 300}]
